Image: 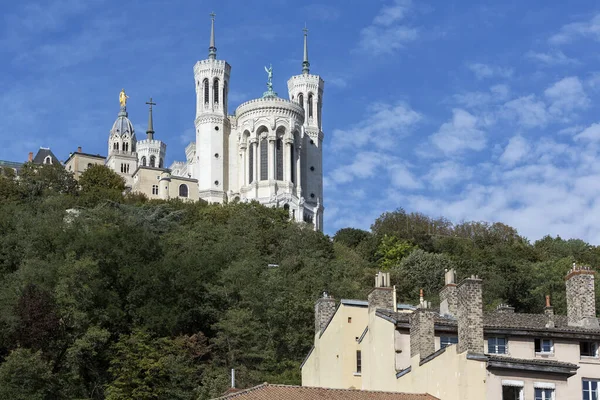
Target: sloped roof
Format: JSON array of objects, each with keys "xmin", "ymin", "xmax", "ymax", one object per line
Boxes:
[
  {"xmin": 377, "ymin": 309, "xmax": 600, "ymax": 337},
  {"xmin": 32, "ymin": 148, "xmax": 61, "ymax": 165},
  {"xmin": 213, "ymin": 384, "xmax": 439, "ymax": 400}
]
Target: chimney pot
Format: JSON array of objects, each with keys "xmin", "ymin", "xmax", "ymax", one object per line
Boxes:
[
  {"xmin": 315, "ymin": 294, "xmax": 336, "ymax": 334},
  {"xmin": 496, "ymin": 303, "xmax": 515, "ymax": 313},
  {"xmin": 457, "ymin": 276, "xmax": 484, "ymax": 354},
  {"xmin": 565, "ymin": 264, "xmax": 599, "ymax": 328},
  {"xmin": 77, "ymin": 146, "xmax": 82, "ymax": 153},
  {"xmin": 410, "ymin": 308, "xmax": 435, "ymax": 360},
  {"xmin": 28, "ymin": 152, "xmax": 33, "ymax": 162},
  {"xmin": 440, "ymin": 269, "xmax": 458, "ymax": 316}
]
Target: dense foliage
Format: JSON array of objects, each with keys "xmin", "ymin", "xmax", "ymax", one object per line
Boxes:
[{"xmin": 0, "ymin": 163, "xmax": 598, "ymax": 398}]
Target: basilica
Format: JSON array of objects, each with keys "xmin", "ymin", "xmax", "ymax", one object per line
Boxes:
[{"xmin": 64, "ymin": 16, "xmax": 325, "ymax": 230}]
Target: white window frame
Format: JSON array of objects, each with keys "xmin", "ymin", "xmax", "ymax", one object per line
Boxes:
[
  {"xmin": 583, "ymin": 378, "xmax": 600, "ymax": 400},
  {"xmin": 535, "ymin": 338, "xmax": 554, "ymax": 354},
  {"xmin": 152, "ymin": 185, "xmax": 159, "ymax": 195},
  {"xmin": 488, "ymin": 337, "xmax": 508, "ymax": 354},
  {"xmin": 580, "ymin": 341, "xmax": 599, "ymax": 358},
  {"xmin": 534, "ymin": 382, "xmax": 555, "ymax": 400},
  {"xmin": 501, "ymin": 380, "xmax": 524, "ymax": 400},
  {"xmin": 440, "ymin": 336, "xmax": 458, "ymax": 349}
]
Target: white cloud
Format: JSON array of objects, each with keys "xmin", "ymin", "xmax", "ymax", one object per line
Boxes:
[
  {"xmin": 501, "ymin": 95, "xmax": 549, "ymax": 128},
  {"xmin": 429, "ymin": 109, "xmax": 486, "ymax": 155},
  {"xmin": 467, "ymin": 63, "xmax": 513, "ymax": 80},
  {"xmin": 526, "ymin": 50, "xmax": 578, "ymax": 66},
  {"xmin": 499, "ymin": 136, "xmax": 530, "ymax": 166},
  {"xmin": 329, "ymin": 151, "xmax": 386, "ymax": 185},
  {"xmin": 575, "ymin": 123, "xmax": 600, "ymax": 141},
  {"xmin": 332, "ymin": 102, "xmax": 421, "ymax": 150},
  {"xmin": 549, "ymin": 14, "xmax": 600, "ymax": 45},
  {"xmin": 387, "ymin": 163, "xmax": 422, "ymax": 189},
  {"xmin": 425, "ymin": 161, "xmax": 473, "ymax": 189},
  {"xmin": 327, "ymin": 77, "xmax": 348, "ymax": 89},
  {"xmin": 454, "ymin": 84, "xmax": 510, "ymax": 108},
  {"xmin": 544, "ymin": 76, "xmax": 589, "ymax": 119},
  {"xmin": 357, "ymin": 0, "xmax": 418, "ymax": 55}
]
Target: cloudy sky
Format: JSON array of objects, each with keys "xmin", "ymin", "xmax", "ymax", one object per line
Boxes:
[{"xmin": 2, "ymin": 0, "xmax": 600, "ymax": 242}]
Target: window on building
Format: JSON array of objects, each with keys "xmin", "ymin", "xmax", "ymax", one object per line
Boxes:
[
  {"xmin": 152, "ymin": 185, "xmax": 158, "ymax": 195},
  {"xmin": 502, "ymin": 385, "xmax": 523, "ymax": 400},
  {"xmin": 159, "ymin": 158, "xmax": 163, "ymax": 168},
  {"xmin": 87, "ymin": 163, "xmax": 92, "ymax": 169},
  {"xmin": 203, "ymin": 78, "xmax": 209, "ymax": 104},
  {"xmin": 584, "ymin": 379, "xmax": 599, "ymax": 400},
  {"xmin": 488, "ymin": 337, "xmax": 507, "ymax": 354},
  {"xmin": 290, "ymin": 145, "xmax": 295, "ymax": 184},
  {"xmin": 141, "ymin": 156, "xmax": 147, "ymax": 166},
  {"xmin": 150, "ymin": 155, "xmax": 156, "ymax": 168},
  {"xmin": 223, "ymin": 81, "xmax": 228, "ymax": 114},
  {"xmin": 44, "ymin": 156, "xmax": 52, "ymax": 165},
  {"xmin": 534, "ymin": 388, "xmax": 554, "ymax": 400},
  {"xmin": 260, "ymin": 139, "xmax": 268, "ymax": 181},
  {"xmin": 179, "ymin": 184, "xmax": 188, "ymax": 198},
  {"xmin": 348, "ymin": 317, "xmax": 352, "ymax": 323},
  {"xmin": 581, "ymin": 342, "xmax": 599, "ymax": 357},
  {"xmin": 535, "ymin": 339, "xmax": 553, "ymax": 354},
  {"xmin": 298, "ymin": 93, "xmax": 304, "ymax": 110},
  {"xmin": 248, "ymin": 143, "xmax": 254, "ymax": 183},
  {"xmin": 123, "ymin": 142, "xmax": 129, "ymax": 152},
  {"xmin": 356, "ymin": 350, "xmax": 362, "ymax": 374},
  {"xmin": 214, "ymin": 78, "xmax": 220, "ymax": 104},
  {"xmin": 308, "ymin": 93, "xmax": 313, "ymax": 117},
  {"xmin": 276, "ymin": 138, "xmax": 283, "ymax": 180},
  {"xmin": 120, "ymin": 163, "xmax": 130, "ymax": 174},
  {"xmin": 113, "ymin": 142, "xmax": 119, "ymax": 150},
  {"xmin": 440, "ymin": 336, "xmax": 458, "ymax": 349},
  {"xmin": 318, "ymin": 94, "xmax": 322, "ymax": 127}
]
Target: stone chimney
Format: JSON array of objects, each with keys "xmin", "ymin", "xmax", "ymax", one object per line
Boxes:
[
  {"xmin": 315, "ymin": 292, "xmax": 336, "ymax": 335},
  {"xmin": 410, "ymin": 307, "xmax": 435, "ymax": 360},
  {"xmin": 496, "ymin": 304, "xmax": 515, "ymax": 313},
  {"xmin": 439, "ymin": 269, "xmax": 458, "ymax": 316},
  {"xmin": 457, "ymin": 275, "xmax": 484, "ymax": 354},
  {"xmin": 367, "ymin": 271, "xmax": 396, "ymax": 313},
  {"xmin": 565, "ymin": 263, "xmax": 599, "ymax": 328},
  {"xmin": 28, "ymin": 152, "xmax": 33, "ymax": 162},
  {"xmin": 77, "ymin": 146, "xmax": 82, "ymax": 153},
  {"xmin": 544, "ymin": 295, "xmax": 555, "ymax": 328}
]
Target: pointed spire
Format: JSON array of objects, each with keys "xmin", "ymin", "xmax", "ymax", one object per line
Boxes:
[
  {"xmin": 208, "ymin": 12, "xmax": 217, "ymax": 60},
  {"xmin": 302, "ymin": 25, "xmax": 310, "ymax": 75},
  {"xmin": 146, "ymin": 98, "xmax": 156, "ymax": 140}
]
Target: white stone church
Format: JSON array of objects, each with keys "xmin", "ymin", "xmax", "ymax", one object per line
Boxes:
[{"xmin": 65, "ymin": 16, "xmax": 325, "ymax": 230}]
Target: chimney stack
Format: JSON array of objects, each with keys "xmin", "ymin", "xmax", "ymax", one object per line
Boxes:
[
  {"xmin": 439, "ymin": 269, "xmax": 458, "ymax": 316},
  {"xmin": 565, "ymin": 263, "xmax": 599, "ymax": 328},
  {"xmin": 496, "ymin": 304, "xmax": 515, "ymax": 313},
  {"xmin": 368, "ymin": 272, "xmax": 396, "ymax": 313},
  {"xmin": 28, "ymin": 152, "xmax": 33, "ymax": 162},
  {"xmin": 544, "ymin": 295, "xmax": 555, "ymax": 328},
  {"xmin": 457, "ymin": 275, "xmax": 484, "ymax": 354},
  {"xmin": 315, "ymin": 291, "xmax": 336, "ymax": 335},
  {"xmin": 77, "ymin": 146, "xmax": 82, "ymax": 153},
  {"xmin": 410, "ymin": 306, "xmax": 435, "ymax": 360}
]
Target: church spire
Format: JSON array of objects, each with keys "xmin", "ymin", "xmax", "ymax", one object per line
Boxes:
[
  {"xmin": 302, "ymin": 25, "xmax": 310, "ymax": 75},
  {"xmin": 208, "ymin": 12, "xmax": 217, "ymax": 60},
  {"xmin": 146, "ymin": 98, "xmax": 156, "ymax": 140}
]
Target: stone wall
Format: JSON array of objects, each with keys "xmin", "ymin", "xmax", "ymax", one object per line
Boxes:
[
  {"xmin": 457, "ymin": 276, "xmax": 483, "ymax": 354},
  {"xmin": 367, "ymin": 287, "xmax": 395, "ymax": 313},
  {"xmin": 410, "ymin": 309, "xmax": 435, "ymax": 359},
  {"xmin": 314, "ymin": 296, "xmax": 336, "ymax": 334},
  {"xmin": 565, "ymin": 264, "xmax": 599, "ymax": 328},
  {"xmin": 439, "ymin": 284, "xmax": 458, "ymax": 317}
]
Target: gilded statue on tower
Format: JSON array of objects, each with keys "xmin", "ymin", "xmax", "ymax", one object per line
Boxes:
[{"xmin": 119, "ymin": 89, "xmax": 129, "ymax": 107}]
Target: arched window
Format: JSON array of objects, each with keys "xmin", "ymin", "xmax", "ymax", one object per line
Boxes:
[
  {"xmin": 113, "ymin": 142, "xmax": 119, "ymax": 151},
  {"xmin": 214, "ymin": 78, "xmax": 220, "ymax": 104},
  {"xmin": 150, "ymin": 155, "xmax": 156, "ymax": 168},
  {"xmin": 223, "ymin": 81, "xmax": 228, "ymax": 114},
  {"xmin": 44, "ymin": 156, "xmax": 52, "ymax": 165},
  {"xmin": 248, "ymin": 141, "xmax": 254, "ymax": 184},
  {"xmin": 290, "ymin": 145, "xmax": 295, "ymax": 184},
  {"xmin": 87, "ymin": 163, "xmax": 92, "ymax": 169},
  {"xmin": 179, "ymin": 184, "xmax": 188, "ymax": 198},
  {"xmin": 123, "ymin": 142, "xmax": 128, "ymax": 152},
  {"xmin": 276, "ymin": 137, "xmax": 283, "ymax": 181},
  {"xmin": 318, "ymin": 95, "xmax": 322, "ymax": 128},
  {"xmin": 203, "ymin": 78, "xmax": 209, "ymax": 104},
  {"xmin": 298, "ymin": 93, "xmax": 304, "ymax": 110},
  {"xmin": 159, "ymin": 158, "xmax": 163, "ymax": 168},
  {"xmin": 141, "ymin": 156, "xmax": 147, "ymax": 166},
  {"xmin": 260, "ymin": 138, "xmax": 268, "ymax": 180},
  {"xmin": 308, "ymin": 94, "xmax": 314, "ymax": 118}
]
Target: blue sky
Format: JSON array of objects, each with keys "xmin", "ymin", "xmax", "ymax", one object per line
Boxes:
[{"xmin": 3, "ymin": 0, "xmax": 600, "ymax": 243}]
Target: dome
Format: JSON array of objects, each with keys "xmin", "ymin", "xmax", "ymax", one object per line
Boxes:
[
  {"xmin": 235, "ymin": 96, "xmax": 304, "ymax": 123},
  {"xmin": 111, "ymin": 107, "xmax": 135, "ymax": 137}
]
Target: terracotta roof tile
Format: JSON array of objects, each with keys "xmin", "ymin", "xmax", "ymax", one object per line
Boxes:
[{"xmin": 213, "ymin": 384, "xmax": 439, "ymax": 400}]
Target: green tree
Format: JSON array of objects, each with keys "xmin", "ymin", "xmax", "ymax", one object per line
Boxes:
[
  {"xmin": 333, "ymin": 228, "xmax": 371, "ymax": 248},
  {"xmin": 0, "ymin": 348, "xmax": 54, "ymax": 400},
  {"xmin": 376, "ymin": 235, "xmax": 416, "ymax": 270},
  {"xmin": 78, "ymin": 165, "xmax": 125, "ymax": 206},
  {"xmin": 18, "ymin": 162, "xmax": 78, "ymax": 199}
]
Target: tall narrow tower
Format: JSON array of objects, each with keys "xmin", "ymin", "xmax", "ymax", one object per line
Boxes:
[
  {"xmin": 287, "ymin": 28, "xmax": 325, "ymax": 230},
  {"xmin": 194, "ymin": 13, "xmax": 231, "ymax": 203},
  {"xmin": 106, "ymin": 89, "xmax": 138, "ymax": 187}
]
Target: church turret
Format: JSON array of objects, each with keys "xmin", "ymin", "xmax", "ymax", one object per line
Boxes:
[
  {"xmin": 194, "ymin": 13, "xmax": 231, "ymax": 203},
  {"xmin": 137, "ymin": 97, "xmax": 167, "ymax": 169},
  {"xmin": 106, "ymin": 89, "xmax": 138, "ymax": 187},
  {"xmin": 287, "ymin": 27, "xmax": 324, "ymax": 230}
]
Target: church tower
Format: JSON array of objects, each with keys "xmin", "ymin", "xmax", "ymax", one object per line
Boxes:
[
  {"xmin": 106, "ymin": 89, "xmax": 138, "ymax": 187},
  {"xmin": 194, "ymin": 14, "xmax": 231, "ymax": 203},
  {"xmin": 287, "ymin": 28, "xmax": 325, "ymax": 230},
  {"xmin": 137, "ymin": 98, "xmax": 167, "ymax": 169}
]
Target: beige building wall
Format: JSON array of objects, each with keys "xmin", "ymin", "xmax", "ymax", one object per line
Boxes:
[
  {"xmin": 64, "ymin": 152, "xmax": 105, "ymax": 180},
  {"xmin": 396, "ymin": 348, "xmax": 487, "ymax": 400},
  {"xmin": 485, "ymin": 370, "xmax": 569, "ymax": 400},
  {"xmin": 132, "ymin": 167, "xmax": 199, "ymax": 201},
  {"xmin": 362, "ymin": 313, "xmax": 398, "ymax": 391},
  {"xmin": 301, "ymin": 302, "xmax": 368, "ymax": 389}
]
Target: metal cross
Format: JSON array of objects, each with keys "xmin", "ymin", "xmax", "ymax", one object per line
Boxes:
[
  {"xmin": 210, "ymin": 12, "xmax": 216, "ymax": 20},
  {"xmin": 303, "ymin": 24, "xmax": 308, "ymax": 35},
  {"xmin": 146, "ymin": 97, "xmax": 156, "ymax": 110}
]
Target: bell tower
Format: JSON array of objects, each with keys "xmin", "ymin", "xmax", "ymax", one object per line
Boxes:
[
  {"xmin": 194, "ymin": 13, "xmax": 231, "ymax": 203},
  {"xmin": 287, "ymin": 27, "xmax": 325, "ymax": 230}
]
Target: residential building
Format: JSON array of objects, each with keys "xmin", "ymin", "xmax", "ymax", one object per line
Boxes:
[{"xmin": 303, "ymin": 265, "xmax": 600, "ymax": 400}]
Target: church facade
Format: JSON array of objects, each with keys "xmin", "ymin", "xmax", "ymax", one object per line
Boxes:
[{"xmin": 65, "ymin": 16, "xmax": 325, "ymax": 231}]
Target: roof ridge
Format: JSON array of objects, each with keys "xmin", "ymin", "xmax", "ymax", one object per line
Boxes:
[
  {"xmin": 262, "ymin": 383, "xmax": 433, "ymax": 397},
  {"xmin": 213, "ymin": 383, "xmax": 269, "ymax": 399}
]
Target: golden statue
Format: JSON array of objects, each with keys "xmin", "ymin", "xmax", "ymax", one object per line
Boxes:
[{"xmin": 119, "ymin": 88, "xmax": 129, "ymax": 107}]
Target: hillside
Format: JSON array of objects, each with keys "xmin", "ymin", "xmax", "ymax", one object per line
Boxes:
[{"xmin": 0, "ymin": 163, "xmax": 598, "ymax": 399}]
